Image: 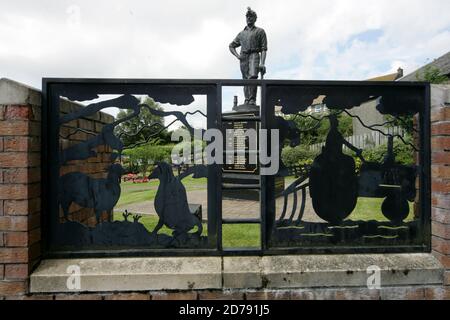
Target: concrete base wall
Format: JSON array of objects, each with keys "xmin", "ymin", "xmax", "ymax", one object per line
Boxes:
[{"xmin": 29, "ymin": 254, "xmax": 442, "ymax": 293}]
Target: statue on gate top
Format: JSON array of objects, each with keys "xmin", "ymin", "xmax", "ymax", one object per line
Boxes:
[{"xmin": 229, "ymin": 7, "xmax": 267, "ymax": 112}]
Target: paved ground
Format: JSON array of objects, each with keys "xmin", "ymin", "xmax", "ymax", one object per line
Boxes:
[{"xmin": 115, "ymin": 189, "xmax": 326, "ymax": 223}]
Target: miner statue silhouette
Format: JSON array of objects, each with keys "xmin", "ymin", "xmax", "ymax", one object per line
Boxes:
[{"xmin": 229, "ymin": 7, "xmax": 267, "ymax": 111}]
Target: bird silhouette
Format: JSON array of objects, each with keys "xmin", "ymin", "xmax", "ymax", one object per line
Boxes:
[{"xmin": 148, "ymin": 162, "xmax": 203, "ymax": 242}]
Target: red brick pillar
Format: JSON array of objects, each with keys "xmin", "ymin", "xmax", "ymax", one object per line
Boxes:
[
  {"xmin": 430, "ymin": 85, "xmax": 450, "ymax": 291},
  {"xmin": 0, "ymin": 79, "xmax": 115, "ymax": 299},
  {"xmin": 0, "ymin": 79, "xmax": 42, "ymax": 298}
]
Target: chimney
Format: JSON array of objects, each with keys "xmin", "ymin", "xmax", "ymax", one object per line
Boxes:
[{"xmin": 396, "ymin": 67, "xmax": 404, "ymax": 79}]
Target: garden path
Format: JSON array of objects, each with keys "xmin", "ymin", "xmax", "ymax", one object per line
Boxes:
[{"xmin": 115, "ymin": 189, "xmax": 326, "ymax": 223}]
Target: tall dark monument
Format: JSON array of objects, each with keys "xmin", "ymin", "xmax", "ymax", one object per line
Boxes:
[
  {"xmin": 229, "ymin": 7, "xmax": 267, "ymax": 111},
  {"xmin": 222, "ymin": 8, "xmax": 283, "ymax": 200}
]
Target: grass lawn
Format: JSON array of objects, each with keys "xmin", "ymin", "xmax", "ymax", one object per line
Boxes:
[
  {"xmin": 113, "ymin": 197, "xmax": 413, "ymax": 248},
  {"xmin": 116, "ymin": 177, "xmax": 207, "ymax": 207},
  {"xmin": 113, "ymin": 212, "xmax": 260, "ymax": 248},
  {"xmin": 222, "ymin": 224, "xmax": 260, "ymax": 248},
  {"xmin": 348, "ymin": 197, "xmax": 414, "ymax": 222},
  {"xmin": 115, "ymin": 175, "xmax": 415, "ymax": 247}
]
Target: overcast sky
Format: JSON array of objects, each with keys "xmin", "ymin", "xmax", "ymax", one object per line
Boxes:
[{"xmin": 1, "ymin": 0, "xmax": 449, "ymax": 126}]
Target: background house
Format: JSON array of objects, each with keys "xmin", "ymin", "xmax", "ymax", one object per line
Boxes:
[
  {"xmin": 350, "ymin": 68, "xmax": 404, "ymax": 137},
  {"xmin": 399, "ymin": 51, "xmax": 450, "ymax": 83},
  {"xmin": 339, "ymin": 50, "xmax": 450, "ymax": 151}
]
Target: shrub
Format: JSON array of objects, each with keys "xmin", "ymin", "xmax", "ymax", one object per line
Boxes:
[
  {"xmin": 122, "ymin": 144, "xmax": 173, "ymax": 175},
  {"xmin": 282, "ymin": 145, "xmax": 318, "ymax": 168},
  {"xmin": 361, "ymin": 136, "xmax": 415, "ymax": 165},
  {"xmin": 288, "ymin": 112, "xmax": 353, "ymax": 145}
]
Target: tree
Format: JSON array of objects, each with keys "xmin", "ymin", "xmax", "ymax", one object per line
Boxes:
[
  {"xmin": 416, "ymin": 65, "xmax": 449, "ymax": 84},
  {"xmin": 288, "ymin": 111, "xmax": 353, "ymax": 146},
  {"xmin": 122, "ymin": 143, "xmax": 173, "ymax": 176},
  {"xmin": 114, "ymin": 97, "xmax": 171, "ymax": 147}
]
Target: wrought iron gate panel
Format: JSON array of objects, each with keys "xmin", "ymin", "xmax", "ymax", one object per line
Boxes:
[
  {"xmin": 42, "ymin": 79, "xmax": 430, "ymax": 258},
  {"xmin": 262, "ymin": 82, "xmax": 430, "ymax": 254},
  {"xmin": 42, "ymin": 80, "xmax": 222, "ymax": 257}
]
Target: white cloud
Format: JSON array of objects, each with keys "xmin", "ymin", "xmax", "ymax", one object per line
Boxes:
[{"xmin": 0, "ymin": 0, "xmax": 449, "ymax": 121}]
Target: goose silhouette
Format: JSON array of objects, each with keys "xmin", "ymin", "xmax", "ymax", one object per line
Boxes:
[{"xmin": 148, "ymin": 162, "xmax": 203, "ymax": 241}]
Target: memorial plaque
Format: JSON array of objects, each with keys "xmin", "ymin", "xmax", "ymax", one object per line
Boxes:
[
  {"xmin": 221, "ymin": 111, "xmax": 285, "ymax": 201},
  {"xmin": 222, "ymin": 114, "xmax": 259, "ymax": 174}
]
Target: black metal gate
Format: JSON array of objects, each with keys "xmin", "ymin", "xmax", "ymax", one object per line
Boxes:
[{"xmin": 42, "ymin": 79, "xmax": 430, "ymax": 258}]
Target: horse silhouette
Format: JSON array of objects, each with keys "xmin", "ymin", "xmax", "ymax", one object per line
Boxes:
[
  {"xmin": 59, "ymin": 164, "xmax": 125, "ymax": 224},
  {"xmin": 148, "ymin": 162, "xmax": 203, "ymax": 241}
]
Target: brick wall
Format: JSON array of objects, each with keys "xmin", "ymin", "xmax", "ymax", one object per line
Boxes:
[
  {"xmin": 0, "ymin": 78, "xmax": 113, "ymax": 297},
  {"xmin": 430, "ymin": 85, "xmax": 450, "ymax": 288},
  {"xmin": 2, "ymin": 287, "xmax": 449, "ymax": 300},
  {"xmin": 58, "ymin": 98, "xmax": 114, "ymax": 226},
  {"xmin": 0, "ymin": 79, "xmax": 42, "ymax": 296}
]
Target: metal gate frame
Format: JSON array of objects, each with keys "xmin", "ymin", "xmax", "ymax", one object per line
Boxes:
[{"xmin": 42, "ymin": 78, "xmax": 431, "ymax": 258}]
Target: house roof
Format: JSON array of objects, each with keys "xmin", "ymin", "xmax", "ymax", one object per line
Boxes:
[
  {"xmin": 366, "ymin": 68, "xmax": 404, "ymax": 81},
  {"xmin": 399, "ymin": 51, "xmax": 450, "ymax": 81},
  {"xmin": 368, "ymin": 72, "xmax": 401, "ymax": 81}
]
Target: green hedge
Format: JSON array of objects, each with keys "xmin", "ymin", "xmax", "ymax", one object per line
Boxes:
[
  {"xmin": 122, "ymin": 144, "xmax": 174, "ymax": 174},
  {"xmin": 281, "ymin": 145, "xmax": 318, "ymax": 167},
  {"xmin": 361, "ymin": 137, "xmax": 415, "ymax": 165},
  {"xmin": 282, "ymin": 136, "xmax": 415, "ymax": 172}
]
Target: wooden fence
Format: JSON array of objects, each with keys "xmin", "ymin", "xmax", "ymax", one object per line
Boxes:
[{"xmin": 309, "ymin": 126, "xmax": 405, "ymax": 152}]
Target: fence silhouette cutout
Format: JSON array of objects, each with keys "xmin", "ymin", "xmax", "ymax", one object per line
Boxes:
[{"xmin": 42, "ymin": 79, "xmax": 430, "ymax": 257}]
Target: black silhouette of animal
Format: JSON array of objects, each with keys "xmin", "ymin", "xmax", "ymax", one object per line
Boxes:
[
  {"xmin": 121, "ymin": 210, "xmax": 142, "ymax": 223},
  {"xmin": 148, "ymin": 162, "xmax": 203, "ymax": 240},
  {"xmin": 60, "ymin": 137, "xmax": 98, "ymax": 164},
  {"xmin": 178, "ymin": 164, "xmax": 208, "ymax": 180},
  {"xmin": 59, "ymin": 164, "xmax": 125, "ymax": 223}
]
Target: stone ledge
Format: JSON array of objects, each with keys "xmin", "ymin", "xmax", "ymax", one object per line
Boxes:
[
  {"xmin": 30, "ymin": 257, "xmax": 222, "ymax": 293},
  {"xmin": 0, "ymin": 78, "xmax": 41, "ymax": 106},
  {"xmin": 224, "ymin": 254, "xmax": 443, "ymax": 289},
  {"xmin": 431, "ymin": 84, "xmax": 450, "ymax": 107},
  {"xmin": 30, "ymin": 253, "xmax": 443, "ymax": 293}
]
